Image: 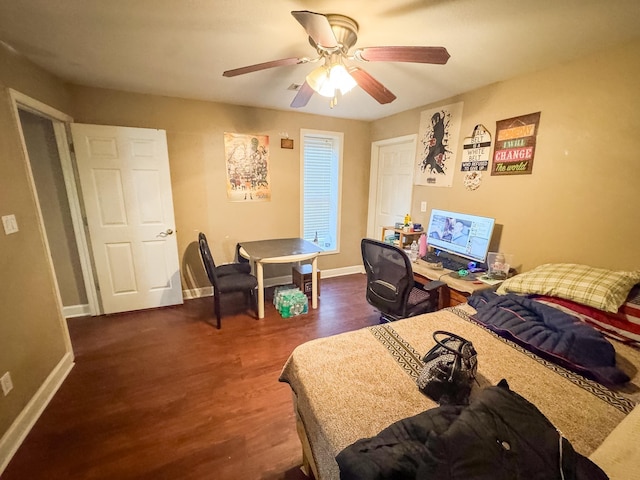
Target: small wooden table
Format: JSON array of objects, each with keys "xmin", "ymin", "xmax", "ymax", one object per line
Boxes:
[{"xmin": 381, "ymin": 226, "xmax": 424, "ymax": 248}]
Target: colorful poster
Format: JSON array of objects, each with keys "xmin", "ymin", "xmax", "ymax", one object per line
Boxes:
[
  {"xmin": 461, "ymin": 124, "xmax": 491, "ymax": 172},
  {"xmin": 224, "ymin": 132, "xmax": 271, "ymax": 201},
  {"xmin": 414, "ymin": 102, "xmax": 464, "ymax": 187},
  {"xmin": 492, "ymin": 112, "xmax": 541, "ymax": 176}
]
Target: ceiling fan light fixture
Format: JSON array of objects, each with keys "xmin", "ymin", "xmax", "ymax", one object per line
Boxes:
[
  {"xmin": 329, "ymin": 64, "xmax": 357, "ymax": 95},
  {"xmin": 306, "ymin": 62, "xmax": 357, "ymax": 99},
  {"xmin": 306, "ymin": 65, "xmax": 334, "ymax": 97},
  {"xmin": 226, "ymin": 10, "xmax": 451, "ymax": 109}
]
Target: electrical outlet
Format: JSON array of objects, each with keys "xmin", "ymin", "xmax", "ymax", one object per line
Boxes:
[
  {"xmin": 1, "ymin": 371, "xmax": 13, "ymax": 396},
  {"xmin": 420, "ymin": 201, "xmax": 427, "ymax": 212}
]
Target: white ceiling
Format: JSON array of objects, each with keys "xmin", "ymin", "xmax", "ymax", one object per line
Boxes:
[{"xmin": 1, "ymin": 0, "xmax": 639, "ymax": 121}]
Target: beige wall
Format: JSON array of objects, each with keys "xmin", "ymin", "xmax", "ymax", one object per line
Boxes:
[
  {"xmin": 372, "ymin": 39, "xmax": 640, "ymax": 272},
  {"xmin": 68, "ymin": 88, "xmax": 372, "ymax": 289},
  {"xmin": 0, "ymin": 45, "xmax": 71, "ymax": 438}
]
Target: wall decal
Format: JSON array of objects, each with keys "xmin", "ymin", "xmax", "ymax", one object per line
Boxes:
[
  {"xmin": 461, "ymin": 124, "xmax": 491, "ymax": 172},
  {"xmin": 224, "ymin": 132, "xmax": 271, "ymax": 201},
  {"xmin": 492, "ymin": 112, "xmax": 541, "ymax": 176},
  {"xmin": 414, "ymin": 101, "xmax": 464, "ymax": 187}
]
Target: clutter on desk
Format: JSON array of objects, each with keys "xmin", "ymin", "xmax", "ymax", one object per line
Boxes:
[{"xmin": 487, "ymin": 252, "xmax": 514, "ymax": 280}]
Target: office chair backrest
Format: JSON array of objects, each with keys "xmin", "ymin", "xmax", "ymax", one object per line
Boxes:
[
  {"xmin": 361, "ymin": 238, "xmax": 414, "ymax": 316},
  {"xmin": 198, "ymin": 232, "xmax": 219, "ymax": 287}
]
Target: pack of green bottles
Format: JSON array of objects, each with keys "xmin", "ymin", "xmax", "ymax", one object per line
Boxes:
[{"xmin": 273, "ymin": 286, "xmax": 309, "ymax": 318}]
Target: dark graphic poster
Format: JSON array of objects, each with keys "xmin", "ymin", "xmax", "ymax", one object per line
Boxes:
[{"xmin": 414, "ymin": 102, "xmax": 464, "ymax": 187}]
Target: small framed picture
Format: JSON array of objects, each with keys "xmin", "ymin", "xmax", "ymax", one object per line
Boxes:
[{"xmin": 281, "ymin": 138, "xmax": 294, "ymax": 149}]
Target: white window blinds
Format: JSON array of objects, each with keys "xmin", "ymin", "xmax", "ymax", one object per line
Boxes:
[{"xmin": 302, "ymin": 133, "xmax": 339, "ymax": 252}]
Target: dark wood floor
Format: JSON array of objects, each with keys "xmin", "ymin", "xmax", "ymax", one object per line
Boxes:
[{"xmin": 2, "ymin": 274, "xmax": 379, "ymax": 480}]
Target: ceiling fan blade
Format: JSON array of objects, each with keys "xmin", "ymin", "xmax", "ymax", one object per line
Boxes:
[
  {"xmin": 290, "ymin": 81, "xmax": 315, "ymax": 108},
  {"xmin": 223, "ymin": 57, "xmax": 305, "ymax": 77},
  {"xmin": 291, "ymin": 10, "xmax": 338, "ymax": 49},
  {"xmin": 349, "ymin": 67, "xmax": 397, "ymax": 104},
  {"xmin": 355, "ymin": 46, "xmax": 450, "ymax": 65}
]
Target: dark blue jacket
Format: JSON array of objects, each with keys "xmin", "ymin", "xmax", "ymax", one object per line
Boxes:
[{"xmin": 468, "ymin": 290, "xmax": 628, "ymax": 385}]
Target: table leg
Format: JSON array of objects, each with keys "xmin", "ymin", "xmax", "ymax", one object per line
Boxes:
[
  {"xmin": 256, "ymin": 261, "xmax": 265, "ymax": 319},
  {"xmin": 311, "ymin": 256, "xmax": 318, "ymax": 310}
]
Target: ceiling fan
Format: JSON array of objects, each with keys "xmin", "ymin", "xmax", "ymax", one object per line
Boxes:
[{"xmin": 222, "ymin": 10, "xmax": 450, "ymax": 108}]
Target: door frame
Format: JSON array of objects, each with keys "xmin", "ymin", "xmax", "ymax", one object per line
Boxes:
[
  {"xmin": 9, "ymin": 89, "xmax": 100, "ymax": 316},
  {"xmin": 366, "ymin": 134, "xmax": 417, "ymax": 239}
]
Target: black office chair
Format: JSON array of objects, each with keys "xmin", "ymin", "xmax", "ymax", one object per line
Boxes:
[
  {"xmin": 198, "ymin": 232, "xmax": 258, "ymax": 329},
  {"xmin": 361, "ymin": 238, "xmax": 444, "ymax": 322}
]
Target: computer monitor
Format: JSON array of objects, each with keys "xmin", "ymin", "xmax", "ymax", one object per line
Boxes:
[{"xmin": 425, "ymin": 209, "xmax": 495, "ymax": 264}]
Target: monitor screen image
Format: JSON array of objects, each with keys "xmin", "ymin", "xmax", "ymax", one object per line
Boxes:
[{"xmin": 425, "ymin": 209, "xmax": 495, "ymax": 263}]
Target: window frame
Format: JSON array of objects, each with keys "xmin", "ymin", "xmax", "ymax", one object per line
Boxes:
[{"xmin": 299, "ymin": 129, "xmax": 343, "ymax": 255}]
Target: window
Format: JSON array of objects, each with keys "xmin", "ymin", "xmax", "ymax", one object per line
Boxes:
[{"xmin": 300, "ymin": 129, "xmax": 343, "ymax": 254}]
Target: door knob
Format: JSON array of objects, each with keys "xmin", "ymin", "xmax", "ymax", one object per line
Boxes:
[{"xmin": 157, "ymin": 229, "xmax": 174, "ymax": 238}]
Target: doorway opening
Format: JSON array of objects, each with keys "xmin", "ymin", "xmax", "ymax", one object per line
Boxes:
[{"xmin": 10, "ymin": 90, "xmax": 100, "ymax": 317}]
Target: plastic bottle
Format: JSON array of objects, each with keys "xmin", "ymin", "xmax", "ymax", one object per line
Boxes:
[
  {"xmin": 404, "ymin": 213, "xmax": 411, "ymax": 226},
  {"xmin": 410, "ymin": 240, "xmax": 419, "ymax": 262},
  {"xmin": 418, "ymin": 233, "xmax": 427, "ymax": 257}
]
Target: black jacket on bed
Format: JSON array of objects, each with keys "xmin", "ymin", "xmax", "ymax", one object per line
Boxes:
[{"xmin": 336, "ymin": 381, "xmax": 607, "ymax": 480}]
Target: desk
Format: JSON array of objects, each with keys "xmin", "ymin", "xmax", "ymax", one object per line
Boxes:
[
  {"xmin": 238, "ymin": 238, "xmax": 323, "ymax": 319},
  {"xmin": 412, "ymin": 259, "xmax": 496, "ymax": 309}
]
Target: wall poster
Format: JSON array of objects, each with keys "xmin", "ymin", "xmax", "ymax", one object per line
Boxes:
[
  {"xmin": 414, "ymin": 101, "xmax": 464, "ymax": 187},
  {"xmin": 492, "ymin": 112, "xmax": 541, "ymax": 176},
  {"xmin": 224, "ymin": 132, "xmax": 271, "ymax": 201},
  {"xmin": 461, "ymin": 124, "xmax": 491, "ymax": 172}
]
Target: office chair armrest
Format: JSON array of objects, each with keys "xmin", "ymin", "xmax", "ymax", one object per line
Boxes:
[{"xmin": 421, "ymin": 280, "xmax": 446, "ymax": 292}]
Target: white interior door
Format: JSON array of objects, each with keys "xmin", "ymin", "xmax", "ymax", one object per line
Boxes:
[
  {"xmin": 367, "ymin": 135, "xmax": 416, "ymax": 240},
  {"xmin": 71, "ymin": 123, "xmax": 183, "ymax": 314}
]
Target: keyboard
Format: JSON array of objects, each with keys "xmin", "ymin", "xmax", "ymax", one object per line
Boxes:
[{"xmin": 422, "ymin": 252, "xmax": 468, "ymax": 272}]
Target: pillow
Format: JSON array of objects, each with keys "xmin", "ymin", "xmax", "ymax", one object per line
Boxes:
[{"xmin": 496, "ymin": 263, "xmax": 640, "ymax": 313}]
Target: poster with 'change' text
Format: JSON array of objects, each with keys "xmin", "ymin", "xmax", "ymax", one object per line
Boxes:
[{"xmin": 492, "ymin": 112, "xmax": 541, "ymax": 176}]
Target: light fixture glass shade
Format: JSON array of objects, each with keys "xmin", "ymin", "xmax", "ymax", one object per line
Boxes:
[
  {"xmin": 329, "ymin": 64, "xmax": 357, "ymax": 95},
  {"xmin": 306, "ymin": 66, "xmax": 335, "ymax": 97},
  {"xmin": 306, "ymin": 61, "xmax": 358, "ymax": 99}
]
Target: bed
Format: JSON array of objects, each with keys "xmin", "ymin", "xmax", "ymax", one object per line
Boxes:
[{"xmin": 279, "ymin": 263, "xmax": 640, "ymax": 479}]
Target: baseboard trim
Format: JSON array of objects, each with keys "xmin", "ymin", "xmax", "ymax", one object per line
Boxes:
[
  {"xmin": 63, "ymin": 304, "xmax": 91, "ymax": 318},
  {"xmin": 321, "ymin": 265, "xmax": 365, "ymax": 278},
  {"xmin": 182, "ymin": 265, "xmax": 364, "ymax": 299},
  {"xmin": 0, "ymin": 351, "xmax": 74, "ymax": 475},
  {"xmin": 182, "ymin": 286, "xmax": 213, "ymax": 300}
]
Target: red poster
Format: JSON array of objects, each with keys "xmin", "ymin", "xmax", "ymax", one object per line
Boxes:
[{"xmin": 492, "ymin": 112, "xmax": 541, "ymax": 176}]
